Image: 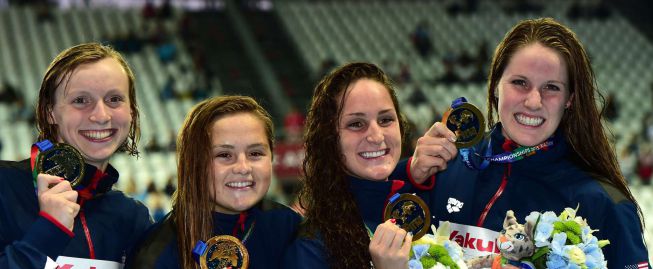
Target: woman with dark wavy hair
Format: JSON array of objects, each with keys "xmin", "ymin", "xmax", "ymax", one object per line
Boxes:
[
  {"xmin": 408, "ymin": 18, "xmax": 649, "ymax": 266},
  {"xmin": 285, "ymin": 62, "xmax": 455, "ymax": 268},
  {"xmin": 126, "ymin": 95, "xmax": 301, "ymax": 269}
]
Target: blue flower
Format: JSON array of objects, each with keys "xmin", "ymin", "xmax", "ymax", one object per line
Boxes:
[
  {"xmin": 577, "ymin": 236, "xmax": 607, "ymax": 269},
  {"xmin": 412, "ymin": 244, "xmax": 429, "ymax": 260},
  {"xmin": 525, "ymin": 211, "xmax": 541, "ymax": 224},
  {"xmin": 567, "ymin": 263, "xmax": 582, "ymax": 269},
  {"xmin": 545, "ymin": 253, "xmax": 568, "ymax": 269},
  {"xmin": 534, "ymin": 222, "xmax": 554, "ymax": 247},
  {"xmin": 443, "ymin": 241, "xmax": 462, "ymax": 262},
  {"xmin": 540, "ymin": 211, "xmax": 559, "ymax": 223},
  {"xmin": 523, "ymin": 208, "xmax": 608, "ymax": 269},
  {"xmin": 549, "ymin": 230, "xmax": 568, "ymax": 255},
  {"xmin": 532, "ymin": 211, "xmax": 558, "ymax": 247},
  {"xmin": 408, "ymin": 259, "xmax": 424, "ymax": 269},
  {"xmin": 547, "ymin": 232, "xmax": 585, "ymax": 268}
]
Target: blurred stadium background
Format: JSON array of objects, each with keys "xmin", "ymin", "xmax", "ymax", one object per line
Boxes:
[{"xmin": 0, "ymin": 0, "xmax": 651, "ymax": 259}]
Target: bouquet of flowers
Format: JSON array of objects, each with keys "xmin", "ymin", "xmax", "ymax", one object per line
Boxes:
[
  {"xmin": 408, "ymin": 222, "xmax": 468, "ymax": 269},
  {"xmin": 525, "ymin": 207, "xmax": 610, "ymax": 269}
]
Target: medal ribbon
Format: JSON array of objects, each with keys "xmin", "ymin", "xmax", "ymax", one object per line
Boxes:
[
  {"xmin": 364, "ymin": 224, "xmax": 374, "ymax": 238},
  {"xmin": 450, "ymin": 96, "xmax": 467, "ymax": 109},
  {"xmin": 481, "ymin": 138, "xmax": 554, "ymax": 163},
  {"xmin": 384, "ymin": 180, "xmax": 404, "ymax": 218},
  {"xmin": 461, "ymin": 145, "xmax": 491, "ymax": 170},
  {"xmin": 192, "ymin": 212, "xmax": 256, "ymax": 264},
  {"xmin": 233, "ymin": 212, "xmax": 255, "ymax": 244},
  {"xmin": 461, "ymin": 134, "xmax": 556, "ymax": 170},
  {"xmin": 30, "ymin": 140, "xmax": 55, "ymax": 194}
]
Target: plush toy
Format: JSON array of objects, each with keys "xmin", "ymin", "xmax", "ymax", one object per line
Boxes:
[{"xmin": 466, "ymin": 210, "xmax": 536, "ymax": 269}]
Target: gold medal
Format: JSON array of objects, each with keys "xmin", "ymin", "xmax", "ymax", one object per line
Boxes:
[
  {"xmin": 200, "ymin": 235, "xmax": 249, "ymax": 269},
  {"xmin": 442, "ymin": 98, "xmax": 485, "ymax": 148},
  {"xmin": 35, "ymin": 143, "xmax": 85, "ymax": 188},
  {"xmin": 383, "ymin": 193, "xmax": 431, "ymax": 241}
]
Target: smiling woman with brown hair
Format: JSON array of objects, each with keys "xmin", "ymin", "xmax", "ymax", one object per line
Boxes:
[
  {"xmin": 407, "ymin": 18, "xmax": 649, "ymax": 267},
  {"xmin": 0, "ymin": 42, "xmax": 151, "ymax": 269},
  {"xmin": 126, "ymin": 95, "xmax": 301, "ymax": 269},
  {"xmin": 284, "ymin": 62, "xmax": 456, "ymax": 269}
]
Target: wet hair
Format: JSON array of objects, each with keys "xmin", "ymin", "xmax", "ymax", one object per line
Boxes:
[
  {"xmin": 35, "ymin": 42, "xmax": 140, "ymax": 156},
  {"xmin": 486, "ymin": 18, "xmax": 643, "ymax": 230},
  {"xmin": 299, "ymin": 62, "xmax": 407, "ymax": 268},
  {"xmin": 173, "ymin": 95, "xmax": 274, "ymax": 269}
]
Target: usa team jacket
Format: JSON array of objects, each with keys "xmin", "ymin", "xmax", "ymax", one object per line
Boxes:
[
  {"xmin": 284, "ymin": 175, "xmax": 421, "ymax": 269},
  {"xmin": 394, "ymin": 124, "xmax": 650, "ymax": 268},
  {"xmin": 125, "ymin": 199, "xmax": 302, "ymax": 269},
  {"xmin": 0, "ymin": 159, "xmax": 153, "ymax": 268}
]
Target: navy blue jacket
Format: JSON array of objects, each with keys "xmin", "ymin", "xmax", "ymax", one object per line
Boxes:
[
  {"xmin": 0, "ymin": 159, "xmax": 152, "ymax": 268},
  {"xmin": 396, "ymin": 124, "xmax": 649, "ymax": 267},
  {"xmin": 126, "ymin": 199, "xmax": 301, "ymax": 269},
  {"xmin": 285, "ymin": 176, "xmax": 418, "ymax": 269}
]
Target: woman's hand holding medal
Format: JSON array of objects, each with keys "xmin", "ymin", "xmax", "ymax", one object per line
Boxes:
[
  {"xmin": 36, "ymin": 173, "xmax": 80, "ymax": 232},
  {"xmin": 409, "ymin": 122, "xmax": 458, "ymax": 184},
  {"xmin": 369, "ymin": 219, "xmax": 413, "ymax": 269},
  {"xmin": 411, "ymin": 97, "xmax": 486, "ymax": 183}
]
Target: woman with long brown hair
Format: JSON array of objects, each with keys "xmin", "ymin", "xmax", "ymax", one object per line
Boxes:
[
  {"xmin": 284, "ymin": 62, "xmax": 454, "ymax": 268},
  {"xmin": 126, "ymin": 96, "xmax": 301, "ymax": 268},
  {"xmin": 408, "ymin": 18, "xmax": 649, "ymax": 266},
  {"xmin": 0, "ymin": 42, "xmax": 151, "ymax": 268}
]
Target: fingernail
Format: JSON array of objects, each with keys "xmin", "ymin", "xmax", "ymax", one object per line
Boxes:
[
  {"xmin": 408, "ymin": 232, "xmax": 413, "ymax": 236},
  {"xmin": 390, "ymin": 218, "xmax": 396, "ymax": 224},
  {"xmin": 59, "ymin": 178, "xmax": 65, "ymax": 182},
  {"xmin": 449, "ymin": 136, "xmax": 457, "ymax": 142}
]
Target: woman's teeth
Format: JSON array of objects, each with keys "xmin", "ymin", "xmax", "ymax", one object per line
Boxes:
[
  {"xmin": 516, "ymin": 114, "xmax": 543, "ymax": 126},
  {"xmin": 226, "ymin": 181, "xmax": 253, "ymax": 188},
  {"xmin": 360, "ymin": 150, "xmax": 386, "ymax": 159},
  {"xmin": 81, "ymin": 130, "xmax": 114, "ymax": 140}
]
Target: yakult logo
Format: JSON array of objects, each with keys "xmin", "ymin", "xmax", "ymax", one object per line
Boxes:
[
  {"xmin": 446, "ymin": 197, "xmax": 463, "ymax": 213},
  {"xmin": 449, "ymin": 230, "xmax": 500, "ymax": 254},
  {"xmin": 444, "ymin": 222, "xmax": 501, "ymax": 259}
]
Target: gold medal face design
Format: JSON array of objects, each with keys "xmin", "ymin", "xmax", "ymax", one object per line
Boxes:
[
  {"xmin": 200, "ymin": 235, "xmax": 249, "ymax": 269},
  {"xmin": 36, "ymin": 143, "xmax": 85, "ymax": 187},
  {"xmin": 442, "ymin": 102, "xmax": 485, "ymax": 148},
  {"xmin": 383, "ymin": 193, "xmax": 431, "ymax": 241}
]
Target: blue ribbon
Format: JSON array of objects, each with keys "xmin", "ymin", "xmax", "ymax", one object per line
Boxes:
[
  {"xmin": 31, "ymin": 140, "xmax": 54, "ymax": 195},
  {"xmin": 35, "ymin": 140, "xmax": 53, "ymax": 151},
  {"xmin": 192, "ymin": 240, "xmax": 207, "ymax": 264},
  {"xmin": 482, "ymin": 138, "xmax": 555, "ymax": 163},
  {"xmin": 460, "ymin": 135, "xmax": 556, "ymax": 170},
  {"xmin": 451, "ymin": 97, "xmax": 467, "ymax": 109},
  {"xmin": 388, "ymin": 193, "xmax": 400, "ymax": 204},
  {"xmin": 460, "ymin": 137, "xmax": 491, "ymax": 170}
]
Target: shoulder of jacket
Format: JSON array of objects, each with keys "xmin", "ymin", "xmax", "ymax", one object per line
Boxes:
[
  {"xmin": 140, "ymin": 213, "xmax": 177, "ymax": 250},
  {"xmin": 256, "ymin": 199, "xmax": 303, "ymax": 227},
  {"xmin": 0, "ymin": 159, "xmax": 30, "ymax": 173},
  {"xmin": 126, "ymin": 214, "xmax": 176, "ymax": 268},
  {"xmin": 259, "ymin": 199, "xmax": 301, "ymax": 215},
  {"xmin": 595, "ymin": 177, "xmax": 628, "ymax": 204},
  {"xmin": 0, "ymin": 159, "xmax": 31, "ymax": 186},
  {"xmin": 576, "ymin": 172, "xmax": 628, "ymax": 204}
]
